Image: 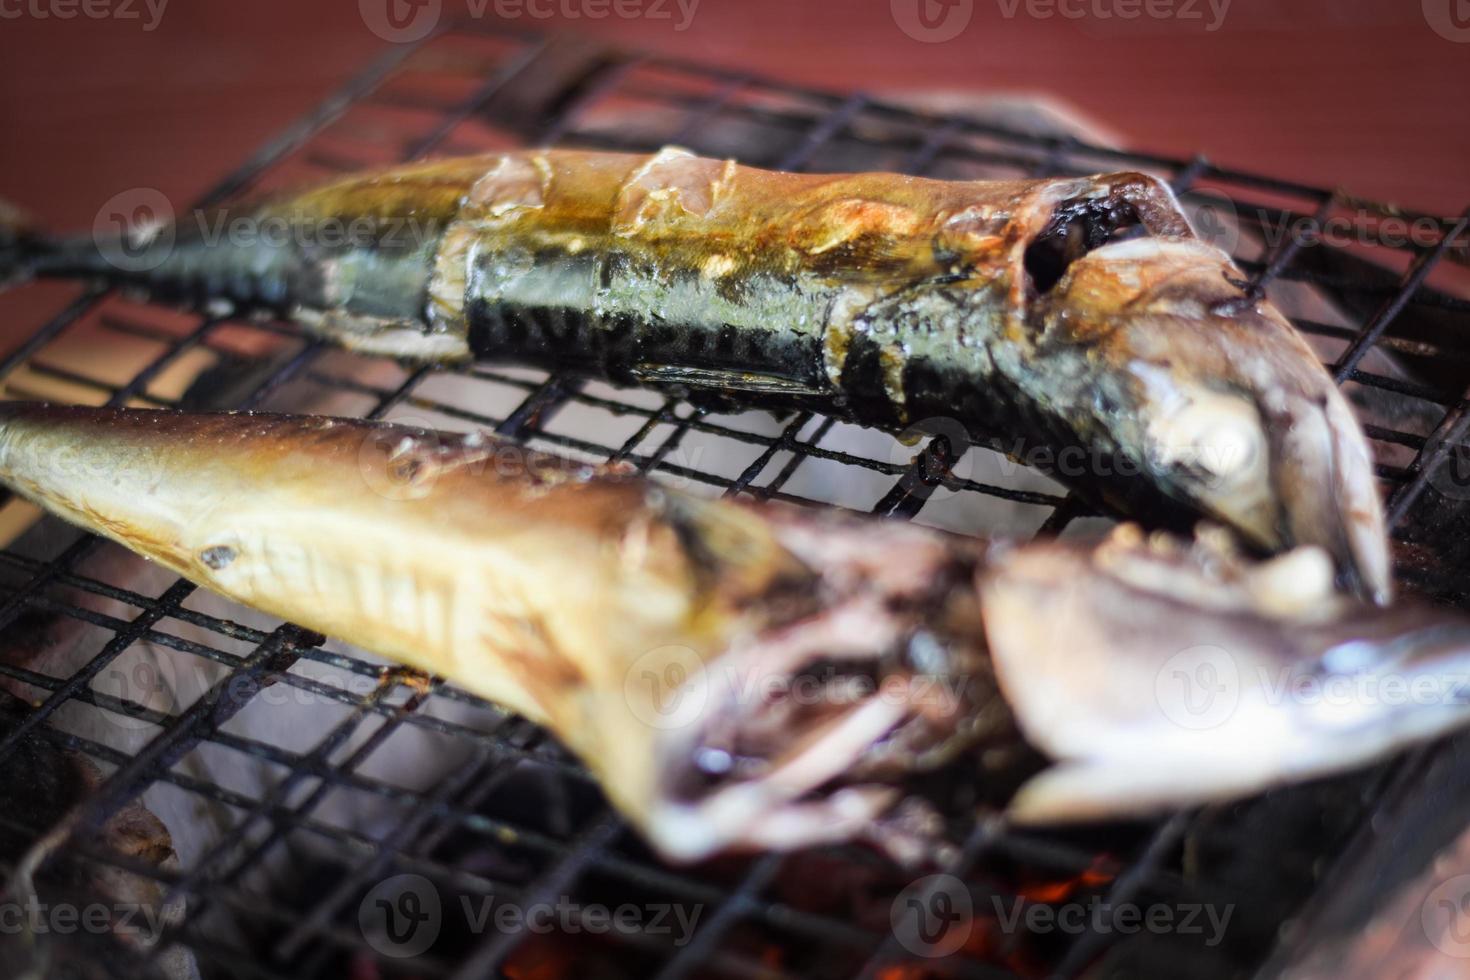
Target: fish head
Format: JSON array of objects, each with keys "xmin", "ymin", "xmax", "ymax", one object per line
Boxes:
[
  {"xmin": 978, "ymin": 525, "xmax": 1467, "ymax": 823},
  {"xmin": 1025, "ymin": 232, "xmax": 1390, "ymax": 604},
  {"xmin": 637, "ymin": 510, "xmax": 1002, "ymax": 863}
]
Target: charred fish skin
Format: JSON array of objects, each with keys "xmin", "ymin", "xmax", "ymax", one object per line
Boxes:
[
  {"xmin": 0, "ymin": 402, "xmax": 1006, "ymax": 862},
  {"xmin": 13, "ymin": 148, "xmax": 1390, "ymax": 601}
]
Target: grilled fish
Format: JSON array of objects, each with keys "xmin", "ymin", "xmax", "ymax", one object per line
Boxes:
[
  {"xmin": 0, "ymin": 149, "xmax": 1390, "ymax": 601},
  {"xmin": 0, "ymin": 404, "xmax": 1460, "ymax": 860}
]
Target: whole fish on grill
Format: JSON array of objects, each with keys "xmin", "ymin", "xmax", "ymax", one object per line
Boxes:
[
  {"xmin": 0, "ymin": 149, "xmax": 1390, "ymax": 601},
  {"xmin": 0, "ymin": 404, "xmax": 1461, "ymax": 861}
]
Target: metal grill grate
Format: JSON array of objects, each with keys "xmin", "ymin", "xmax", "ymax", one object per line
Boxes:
[{"xmin": 0, "ymin": 21, "xmax": 1468, "ymax": 980}]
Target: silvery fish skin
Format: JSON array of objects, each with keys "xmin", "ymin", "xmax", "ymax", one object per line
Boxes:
[
  {"xmin": 0, "ymin": 404, "xmax": 1459, "ymax": 859},
  {"xmin": 982, "ymin": 525, "xmax": 1470, "ymax": 823},
  {"xmin": 8, "ymin": 148, "xmax": 1390, "ymax": 602}
]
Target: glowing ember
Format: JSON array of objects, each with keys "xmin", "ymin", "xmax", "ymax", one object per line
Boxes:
[
  {"xmin": 1018, "ymin": 858, "xmax": 1116, "ymax": 904},
  {"xmin": 502, "ymin": 934, "xmax": 580, "ymax": 980}
]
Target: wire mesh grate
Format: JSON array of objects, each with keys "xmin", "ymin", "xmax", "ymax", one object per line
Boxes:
[{"xmin": 0, "ymin": 20, "xmax": 1467, "ymax": 980}]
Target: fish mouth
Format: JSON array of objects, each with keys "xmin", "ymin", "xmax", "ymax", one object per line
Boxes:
[
  {"xmin": 643, "ymin": 514, "xmax": 995, "ymax": 861},
  {"xmin": 645, "ymin": 614, "xmax": 990, "ymax": 862},
  {"xmin": 979, "ymin": 529, "xmax": 1466, "ymax": 825},
  {"xmin": 1258, "ymin": 389, "xmax": 1392, "ymax": 605},
  {"xmin": 1021, "ymin": 212, "xmax": 1393, "ymax": 604},
  {"xmin": 1141, "ymin": 380, "xmax": 1391, "ymax": 605}
]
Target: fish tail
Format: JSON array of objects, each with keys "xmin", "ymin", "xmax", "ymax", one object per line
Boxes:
[
  {"xmin": 0, "ymin": 197, "xmax": 131, "ymax": 292},
  {"xmin": 0, "ymin": 197, "xmax": 47, "ymax": 289},
  {"xmin": 0, "ymin": 197, "xmax": 298, "ymax": 319}
]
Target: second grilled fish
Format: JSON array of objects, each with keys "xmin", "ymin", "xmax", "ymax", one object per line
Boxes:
[
  {"xmin": 0, "ymin": 404, "xmax": 1460, "ymax": 861},
  {"xmin": 2, "ymin": 149, "xmax": 1390, "ymax": 599}
]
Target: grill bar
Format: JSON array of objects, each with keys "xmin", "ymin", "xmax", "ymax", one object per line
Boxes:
[
  {"xmin": 1333, "ymin": 209, "xmax": 1470, "ymax": 382},
  {"xmin": 0, "ymin": 20, "xmax": 1464, "ymax": 980}
]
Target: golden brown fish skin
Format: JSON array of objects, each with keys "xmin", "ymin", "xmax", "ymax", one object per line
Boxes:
[
  {"xmin": 0, "ymin": 403, "xmax": 799, "ymax": 717},
  {"xmin": 0, "ymin": 403, "xmax": 1001, "ymax": 860},
  {"xmin": 245, "ymin": 148, "xmax": 1183, "ymax": 282},
  {"xmin": 18, "ymin": 149, "xmax": 1389, "ymax": 600},
  {"xmin": 0, "ymin": 403, "xmax": 1461, "ymax": 858}
]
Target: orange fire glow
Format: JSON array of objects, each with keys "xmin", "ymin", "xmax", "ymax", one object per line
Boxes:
[{"xmin": 1017, "ymin": 858, "xmax": 1116, "ymax": 904}]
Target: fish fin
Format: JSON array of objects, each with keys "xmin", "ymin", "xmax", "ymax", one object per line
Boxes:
[
  {"xmin": 1006, "ymin": 757, "xmax": 1268, "ymax": 824},
  {"xmin": 630, "ymin": 363, "xmax": 827, "ymax": 398}
]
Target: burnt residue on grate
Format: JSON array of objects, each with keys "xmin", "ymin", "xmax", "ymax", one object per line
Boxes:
[{"xmin": 0, "ymin": 21, "xmax": 1466, "ymax": 980}]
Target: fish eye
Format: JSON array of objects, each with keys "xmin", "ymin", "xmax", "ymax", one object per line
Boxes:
[
  {"xmin": 1023, "ymin": 199, "xmax": 1144, "ymax": 295},
  {"xmin": 1146, "ymin": 394, "xmax": 1265, "ymax": 487},
  {"xmin": 199, "ymin": 544, "xmax": 238, "ymax": 570}
]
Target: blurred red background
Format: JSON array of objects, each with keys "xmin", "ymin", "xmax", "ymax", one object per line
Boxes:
[{"xmin": 0, "ymin": 0, "xmax": 1464, "ymax": 232}]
